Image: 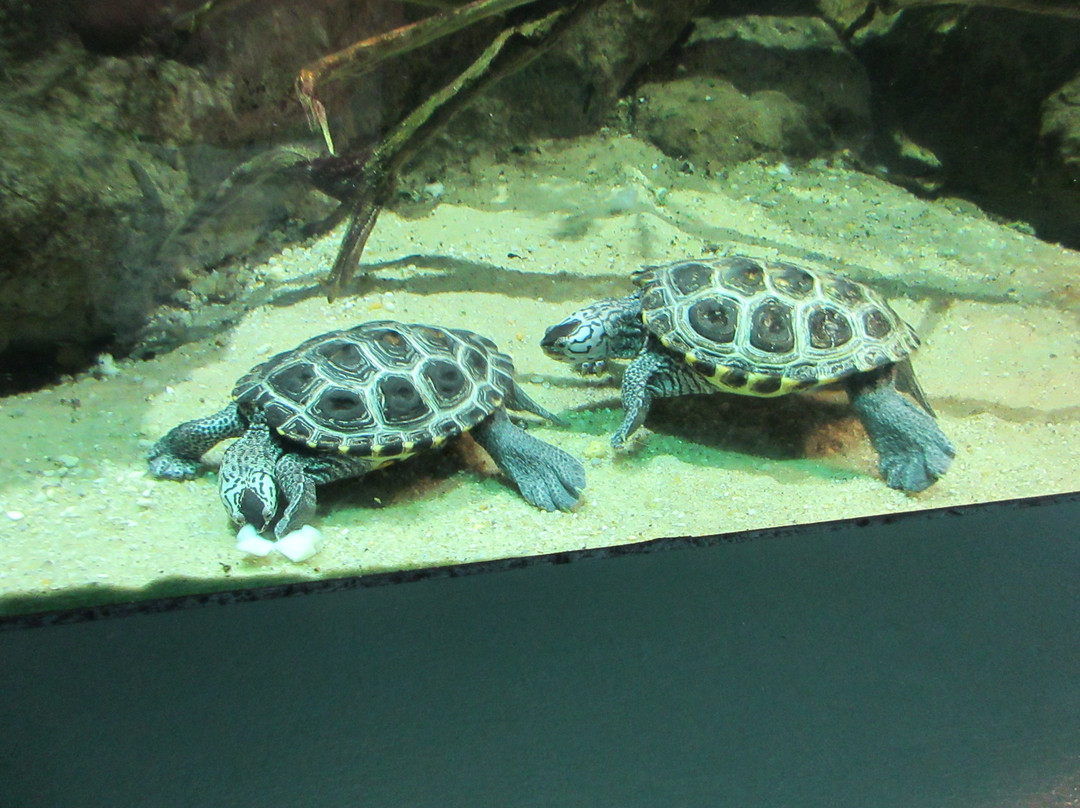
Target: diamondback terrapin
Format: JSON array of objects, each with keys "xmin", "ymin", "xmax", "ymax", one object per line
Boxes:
[
  {"xmin": 541, "ymin": 255, "xmax": 954, "ymax": 492},
  {"xmin": 149, "ymin": 321, "xmax": 586, "ymax": 538}
]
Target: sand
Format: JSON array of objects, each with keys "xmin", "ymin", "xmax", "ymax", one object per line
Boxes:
[{"xmin": 2, "ymin": 134, "xmax": 1078, "ymax": 617}]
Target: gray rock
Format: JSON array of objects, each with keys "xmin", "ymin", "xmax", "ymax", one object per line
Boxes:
[
  {"xmin": 854, "ymin": 6, "xmax": 1080, "ymax": 245},
  {"xmin": 456, "ymin": 0, "xmax": 707, "ymax": 141},
  {"xmin": 632, "ymin": 77, "xmax": 830, "ymax": 169},
  {"xmin": 681, "ymin": 16, "xmax": 872, "ymax": 150},
  {"xmin": 1041, "ymin": 71, "xmax": 1080, "ymax": 187},
  {"xmin": 630, "ymin": 15, "xmax": 871, "ymax": 170}
]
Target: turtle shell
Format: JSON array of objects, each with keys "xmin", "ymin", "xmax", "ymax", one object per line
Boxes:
[
  {"xmin": 231, "ymin": 321, "xmax": 515, "ymax": 458},
  {"xmin": 633, "ymin": 256, "xmax": 920, "ymax": 396}
]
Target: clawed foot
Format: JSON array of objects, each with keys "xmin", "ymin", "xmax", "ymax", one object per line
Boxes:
[
  {"xmin": 610, "ymin": 402, "xmax": 649, "ymax": 451},
  {"xmin": 877, "ymin": 425, "xmax": 955, "ymax": 493},
  {"xmin": 473, "ymin": 409, "xmax": 586, "ymax": 512},
  {"xmin": 851, "ymin": 382, "xmax": 955, "ymax": 493},
  {"xmin": 610, "ymin": 423, "xmax": 633, "ymax": 451},
  {"xmin": 147, "ymin": 447, "xmax": 200, "ymax": 481},
  {"xmin": 575, "ymin": 360, "xmax": 608, "ymax": 375},
  {"xmin": 511, "ymin": 445, "xmax": 586, "ymax": 512}
]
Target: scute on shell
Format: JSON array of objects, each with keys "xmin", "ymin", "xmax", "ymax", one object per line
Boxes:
[
  {"xmin": 231, "ymin": 321, "xmax": 514, "ymax": 457},
  {"xmin": 632, "ymin": 256, "xmax": 920, "ymax": 396}
]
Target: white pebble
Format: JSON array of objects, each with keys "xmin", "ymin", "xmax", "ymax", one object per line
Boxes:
[
  {"xmin": 236, "ymin": 524, "xmax": 275, "ymax": 556},
  {"xmin": 6, "ymin": 510, "xmax": 24, "ymax": 521},
  {"xmin": 274, "ymin": 525, "xmax": 323, "ymax": 562},
  {"xmin": 94, "ymin": 353, "xmax": 120, "ymax": 377}
]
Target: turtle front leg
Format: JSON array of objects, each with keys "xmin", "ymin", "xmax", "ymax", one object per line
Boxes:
[
  {"xmin": 613, "ymin": 350, "xmax": 713, "ymax": 449},
  {"xmin": 846, "ymin": 367, "xmax": 955, "ymax": 493},
  {"xmin": 472, "ymin": 408, "xmax": 586, "ymax": 512},
  {"xmin": 148, "ymin": 403, "xmax": 246, "ymax": 480},
  {"xmin": 273, "ymin": 454, "xmax": 317, "ymax": 539}
]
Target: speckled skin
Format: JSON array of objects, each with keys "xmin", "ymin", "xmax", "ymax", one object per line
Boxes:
[
  {"xmin": 149, "ymin": 322, "xmax": 585, "ymax": 538},
  {"xmin": 541, "ymin": 256, "xmax": 954, "ymax": 492}
]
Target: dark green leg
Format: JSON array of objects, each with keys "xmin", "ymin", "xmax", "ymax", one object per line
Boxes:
[
  {"xmin": 148, "ymin": 403, "xmax": 246, "ymax": 480},
  {"xmin": 472, "ymin": 408, "xmax": 586, "ymax": 512},
  {"xmin": 846, "ymin": 367, "xmax": 955, "ymax": 492}
]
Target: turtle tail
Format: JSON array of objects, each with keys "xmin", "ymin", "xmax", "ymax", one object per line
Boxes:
[
  {"xmin": 893, "ymin": 358, "xmax": 936, "ymax": 417},
  {"xmin": 505, "ymin": 381, "xmax": 567, "ymax": 426}
]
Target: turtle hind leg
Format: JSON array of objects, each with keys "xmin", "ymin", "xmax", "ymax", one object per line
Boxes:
[
  {"xmin": 148, "ymin": 402, "xmax": 246, "ymax": 480},
  {"xmin": 846, "ymin": 367, "xmax": 955, "ymax": 493},
  {"xmin": 272, "ymin": 454, "xmax": 317, "ymax": 539},
  {"xmin": 472, "ymin": 408, "xmax": 586, "ymax": 512}
]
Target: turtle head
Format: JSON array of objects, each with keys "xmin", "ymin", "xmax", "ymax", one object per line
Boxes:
[
  {"xmin": 223, "ymin": 475, "xmax": 279, "ymax": 531},
  {"xmin": 541, "ymin": 294, "xmax": 645, "ymax": 373},
  {"xmin": 218, "ymin": 420, "xmax": 281, "ymax": 533}
]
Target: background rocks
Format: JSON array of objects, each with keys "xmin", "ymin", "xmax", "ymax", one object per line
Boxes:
[
  {"xmin": 1, "ymin": 0, "xmax": 1080, "ymax": 393},
  {"xmin": 851, "ymin": 6, "xmax": 1080, "ymax": 242},
  {"xmin": 631, "ymin": 15, "xmax": 871, "ymax": 171}
]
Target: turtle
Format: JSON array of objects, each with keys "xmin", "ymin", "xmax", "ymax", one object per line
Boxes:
[
  {"xmin": 540, "ymin": 255, "xmax": 955, "ymax": 492},
  {"xmin": 148, "ymin": 321, "xmax": 586, "ymax": 538}
]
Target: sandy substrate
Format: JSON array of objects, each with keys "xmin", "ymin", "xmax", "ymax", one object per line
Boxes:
[{"xmin": 2, "ymin": 135, "xmax": 1078, "ymax": 616}]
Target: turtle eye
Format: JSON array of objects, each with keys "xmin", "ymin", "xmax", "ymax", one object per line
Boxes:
[
  {"xmin": 541, "ymin": 319, "xmax": 580, "ymax": 350},
  {"xmin": 542, "ymin": 318, "xmax": 605, "ymax": 361}
]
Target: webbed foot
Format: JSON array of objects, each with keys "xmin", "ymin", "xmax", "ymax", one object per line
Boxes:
[
  {"xmin": 849, "ymin": 375, "xmax": 955, "ymax": 492},
  {"xmin": 473, "ymin": 409, "xmax": 586, "ymax": 511}
]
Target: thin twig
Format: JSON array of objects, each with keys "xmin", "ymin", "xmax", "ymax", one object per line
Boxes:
[
  {"xmin": 168, "ymin": 0, "xmax": 256, "ymax": 32},
  {"xmin": 296, "ymin": 0, "xmax": 541, "ymax": 153},
  {"xmin": 320, "ymin": 0, "xmax": 602, "ymax": 299}
]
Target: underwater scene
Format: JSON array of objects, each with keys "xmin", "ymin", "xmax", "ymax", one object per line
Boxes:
[{"xmin": 1, "ymin": 0, "xmax": 1079, "ymax": 616}]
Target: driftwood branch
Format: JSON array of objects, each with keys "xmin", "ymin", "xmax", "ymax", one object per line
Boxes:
[
  {"xmin": 296, "ymin": 0, "xmax": 542, "ymax": 154},
  {"xmin": 307, "ymin": 0, "xmax": 602, "ymax": 300}
]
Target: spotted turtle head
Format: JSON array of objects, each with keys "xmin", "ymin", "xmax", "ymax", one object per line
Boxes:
[
  {"xmin": 541, "ymin": 294, "xmax": 646, "ymax": 373},
  {"xmin": 217, "ymin": 420, "xmax": 281, "ymax": 534}
]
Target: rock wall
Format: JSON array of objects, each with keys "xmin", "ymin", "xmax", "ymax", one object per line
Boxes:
[
  {"xmin": 630, "ymin": 15, "xmax": 872, "ymax": 172},
  {"xmin": 850, "ymin": 5, "xmax": 1080, "ymax": 243},
  {"xmin": 1, "ymin": 0, "xmax": 1080, "ymax": 392}
]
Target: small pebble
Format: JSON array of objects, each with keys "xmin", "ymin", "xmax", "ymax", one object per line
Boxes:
[
  {"xmin": 94, "ymin": 353, "xmax": 121, "ymax": 378},
  {"xmin": 55, "ymin": 454, "xmax": 80, "ymax": 468},
  {"xmin": 582, "ymin": 440, "xmax": 609, "ymax": 460},
  {"xmin": 6, "ymin": 511, "xmax": 25, "ymax": 521}
]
